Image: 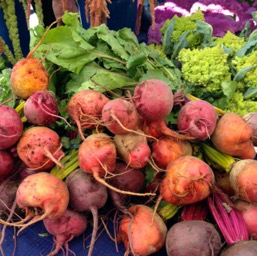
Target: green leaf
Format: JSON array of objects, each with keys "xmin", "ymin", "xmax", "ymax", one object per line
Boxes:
[
  {"xmin": 96, "ymin": 25, "xmax": 130, "ymax": 60},
  {"xmin": 61, "ymin": 12, "xmax": 81, "ymax": 30},
  {"xmin": 126, "ymin": 53, "xmax": 147, "ymax": 70},
  {"xmin": 36, "ymin": 26, "xmax": 97, "ymax": 73},
  {"xmin": 244, "ymin": 87, "xmax": 257, "ymax": 100},
  {"xmin": 171, "ymin": 31, "xmax": 189, "ymax": 58},
  {"xmin": 221, "ymin": 80, "xmax": 237, "ymax": 102},
  {"xmin": 0, "ymin": 68, "xmax": 15, "ymax": 107},
  {"xmin": 66, "ymin": 62, "xmax": 135, "ymax": 93},
  {"xmin": 162, "ymin": 19, "xmax": 175, "ymax": 55},
  {"xmin": 233, "ymin": 66, "xmax": 255, "ymax": 82},
  {"xmin": 236, "ymin": 40, "xmax": 257, "ymax": 57},
  {"xmin": 195, "ymin": 20, "xmax": 213, "ymax": 46}
]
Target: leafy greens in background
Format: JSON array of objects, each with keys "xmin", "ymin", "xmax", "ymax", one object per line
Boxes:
[{"xmin": 32, "ymin": 12, "xmax": 183, "ymax": 100}]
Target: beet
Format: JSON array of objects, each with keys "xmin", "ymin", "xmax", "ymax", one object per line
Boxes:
[
  {"xmin": 243, "ymin": 112, "xmax": 257, "ymax": 146},
  {"xmin": 107, "ymin": 161, "xmax": 145, "ymax": 213},
  {"xmin": 221, "ymin": 240, "xmax": 257, "ymax": 256},
  {"xmin": 65, "ymin": 168, "xmax": 108, "ymax": 256},
  {"xmin": 101, "ymin": 98, "xmax": 139, "ymax": 135},
  {"xmin": 133, "ymin": 79, "xmax": 174, "ymax": 121},
  {"xmin": 17, "ymin": 126, "xmax": 64, "ymax": 171},
  {"xmin": 67, "ymin": 89, "xmax": 109, "ymax": 140},
  {"xmin": 0, "ymin": 105, "xmax": 23, "ymax": 150},
  {"xmin": 43, "ymin": 208, "xmax": 87, "ymax": 256},
  {"xmin": 0, "ymin": 179, "xmax": 19, "ymax": 215},
  {"xmin": 166, "ymin": 220, "xmax": 222, "ymax": 256},
  {"xmin": 177, "ymin": 99, "xmax": 218, "ymax": 141},
  {"xmin": 0, "ymin": 150, "xmax": 15, "ymax": 180},
  {"xmin": 24, "ymin": 90, "xmax": 59, "ymax": 126}
]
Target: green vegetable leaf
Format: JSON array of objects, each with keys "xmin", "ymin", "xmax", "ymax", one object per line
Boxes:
[
  {"xmin": 221, "ymin": 80, "xmax": 237, "ymax": 102},
  {"xmin": 0, "ymin": 68, "xmax": 16, "ymax": 107},
  {"xmin": 244, "ymin": 87, "xmax": 257, "ymax": 100},
  {"xmin": 65, "ymin": 62, "xmax": 136, "ymax": 94},
  {"xmin": 195, "ymin": 20, "xmax": 213, "ymax": 46},
  {"xmin": 162, "ymin": 19, "xmax": 175, "ymax": 55},
  {"xmin": 126, "ymin": 53, "xmax": 147, "ymax": 70},
  {"xmin": 236, "ymin": 40, "xmax": 257, "ymax": 57},
  {"xmin": 233, "ymin": 66, "xmax": 255, "ymax": 82},
  {"xmin": 96, "ymin": 25, "xmax": 130, "ymax": 60},
  {"xmin": 172, "ymin": 31, "xmax": 189, "ymax": 58}
]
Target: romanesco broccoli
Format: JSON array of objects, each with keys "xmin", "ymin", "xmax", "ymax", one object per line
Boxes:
[
  {"xmin": 214, "ymin": 31, "xmax": 245, "ymax": 55},
  {"xmin": 161, "ymin": 10, "xmax": 205, "ymax": 49},
  {"xmin": 232, "ymin": 50, "xmax": 257, "ymax": 89},
  {"xmin": 227, "ymin": 91, "xmax": 257, "ymax": 115},
  {"xmin": 177, "ymin": 45, "xmax": 231, "ymax": 92}
]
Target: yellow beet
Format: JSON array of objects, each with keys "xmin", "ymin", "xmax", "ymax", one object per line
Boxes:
[{"xmin": 10, "ymin": 57, "xmax": 49, "ymax": 99}]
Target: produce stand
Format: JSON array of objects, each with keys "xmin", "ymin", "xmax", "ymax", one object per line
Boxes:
[{"xmin": 1, "ymin": 1, "xmax": 257, "ymax": 256}]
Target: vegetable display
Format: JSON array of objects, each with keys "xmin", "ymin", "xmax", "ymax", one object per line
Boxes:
[{"xmin": 1, "ymin": 4, "xmax": 257, "ymax": 256}]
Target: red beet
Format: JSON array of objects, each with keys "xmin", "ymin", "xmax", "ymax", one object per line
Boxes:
[
  {"xmin": 0, "ymin": 150, "xmax": 15, "ymax": 180},
  {"xmin": 24, "ymin": 90, "xmax": 59, "ymax": 126},
  {"xmin": 177, "ymin": 99, "xmax": 218, "ymax": 141},
  {"xmin": 0, "ymin": 105, "xmax": 23, "ymax": 150},
  {"xmin": 133, "ymin": 79, "xmax": 174, "ymax": 121},
  {"xmin": 43, "ymin": 208, "xmax": 88, "ymax": 256}
]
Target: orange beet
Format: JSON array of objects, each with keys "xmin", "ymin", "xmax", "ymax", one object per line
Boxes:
[
  {"xmin": 118, "ymin": 204, "xmax": 167, "ymax": 255},
  {"xmin": 17, "ymin": 126, "xmax": 64, "ymax": 171},
  {"xmin": 160, "ymin": 156, "xmax": 215, "ymax": 206},
  {"xmin": 151, "ymin": 135, "xmax": 193, "ymax": 169},
  {"xmin": 10, "ymin": 57, "xmax": 49, "ymax": 99},
  {"xmin": 211, "ymin": 112, "xmax": 256, "ymax": 159}
]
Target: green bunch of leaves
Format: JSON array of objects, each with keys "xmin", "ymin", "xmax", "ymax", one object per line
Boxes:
[
  {"xmin": 161, "ymin": 10, "xmax": 213, "ymax": 58},
  {"xmin": 32, "ymin": 12, "xmax": 183, "ymax": 101}
]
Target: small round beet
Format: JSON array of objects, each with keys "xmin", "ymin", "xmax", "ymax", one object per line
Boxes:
[
  {"xmin": 0, "ymin": 105, "xmax": 24, "ymax": 150},
  {"xmin": 24, "ymin": 90, "xmax": 59, "ymax": 126},
  {"xmin": 133, "ymin": 79, "xmax": 174, "ymax": 121}
]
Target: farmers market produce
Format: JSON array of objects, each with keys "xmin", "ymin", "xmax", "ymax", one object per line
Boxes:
[
  {"xmin": 0, "ymin": 150, "xmax": 15, "ymax": 180},
  {"xmin": 230, "ymin": 159, "xmax": 257, "ymax": 202},
  {"xmin": 158, "ymin": 155, "xmax": 215, "ymax": 206},
  {"xmin": 177, "ymin": 99, "xmax": 218, "ymax": 141},
  {"xmin": 221, "ymin": 240, "xmax": 257, "ymax": 256},
  {"xmin": 211, "ymin": 112, "xmax": 256, "ymax": 159},
  {"xmin": 65, "ymin": 168, "xmax": 108, "ymax": 256},
  {"xmin": 235, "ymin": 199, "xmax": 257, "ymax": 240},
  {"xmin": 118, "ymin": 204, "xmax": 167, "ymax": 256},
  {"xmin": 165, "ymin": 220, "xmax": 222, "ymax": 256},
  {"xmin": 114, "ymin": 130, "xmax": 152, "ymax": 169},
  {"xmin": 151, "ymin": 135, "xmax": 193, "ymax": 169},
  {"xmin": 23, "ymin": 90, "xmax": 60, "ymax": 126},
  {"xmin": 67, "ymin": 89, "xmax": 110, "ymax": 140},
  {"xmin": 43, "ymin": 208, "xmax": 88, "ymax": 256},
  {"xmin": 1, "ymin": 5, "xmax": 257, "ymax": 255},
  {"xmin": 0, "ymin": 104, "xmax": 23, "ymax": 150},
  {"xmin": 10, "ymin": 57, "xmax": 49, "ymax": 99},
  {"xmin": 107, "ymin": 161, "xmax": 146, "ymax": 215},
  {"xmin": 0, "ymin": 172, "xmax": 70, "ymax": 232},
  {"xmin": 101, "ymin": 98, "xmax": 140, "ymax": 135},
  {"xmin": 17, "ymin": 126, "xmax": 65, "ymax": 171}
]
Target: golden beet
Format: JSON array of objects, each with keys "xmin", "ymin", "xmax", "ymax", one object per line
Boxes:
[{"xmin": 10, "ymin": 57, "xmax": 49, "ymax": 99}]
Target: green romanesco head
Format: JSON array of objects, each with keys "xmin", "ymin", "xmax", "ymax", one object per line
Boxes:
[
  {"xmin": 161, "ymin": 10, "xmax": 205, "ymax": 49},
  {"xmin": 214, "ymin": 31, "xmax": 245, "ymax": 55},
  {"xmin": 232, "ymin": 51, "xmax": 257, "ymax": 88},
  {"xmin": 227, "ymin": 91, "xmax": 257, "ymax": 115},
  {"xmin": 177, "ymin": 45, "xmax": 231, "ymax": 92}
]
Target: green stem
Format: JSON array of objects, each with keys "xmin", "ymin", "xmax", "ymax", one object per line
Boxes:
[
  {"xmin": 92, "ymin": 50, "xmax": 126, "ymax": 65},
  {"xmin": 158, "ymin": 201, "xmax": 180, "ymax": 220},
  {"xmin": 201, "ymin": 143, "xmax": 236, "ymax": 172}
]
